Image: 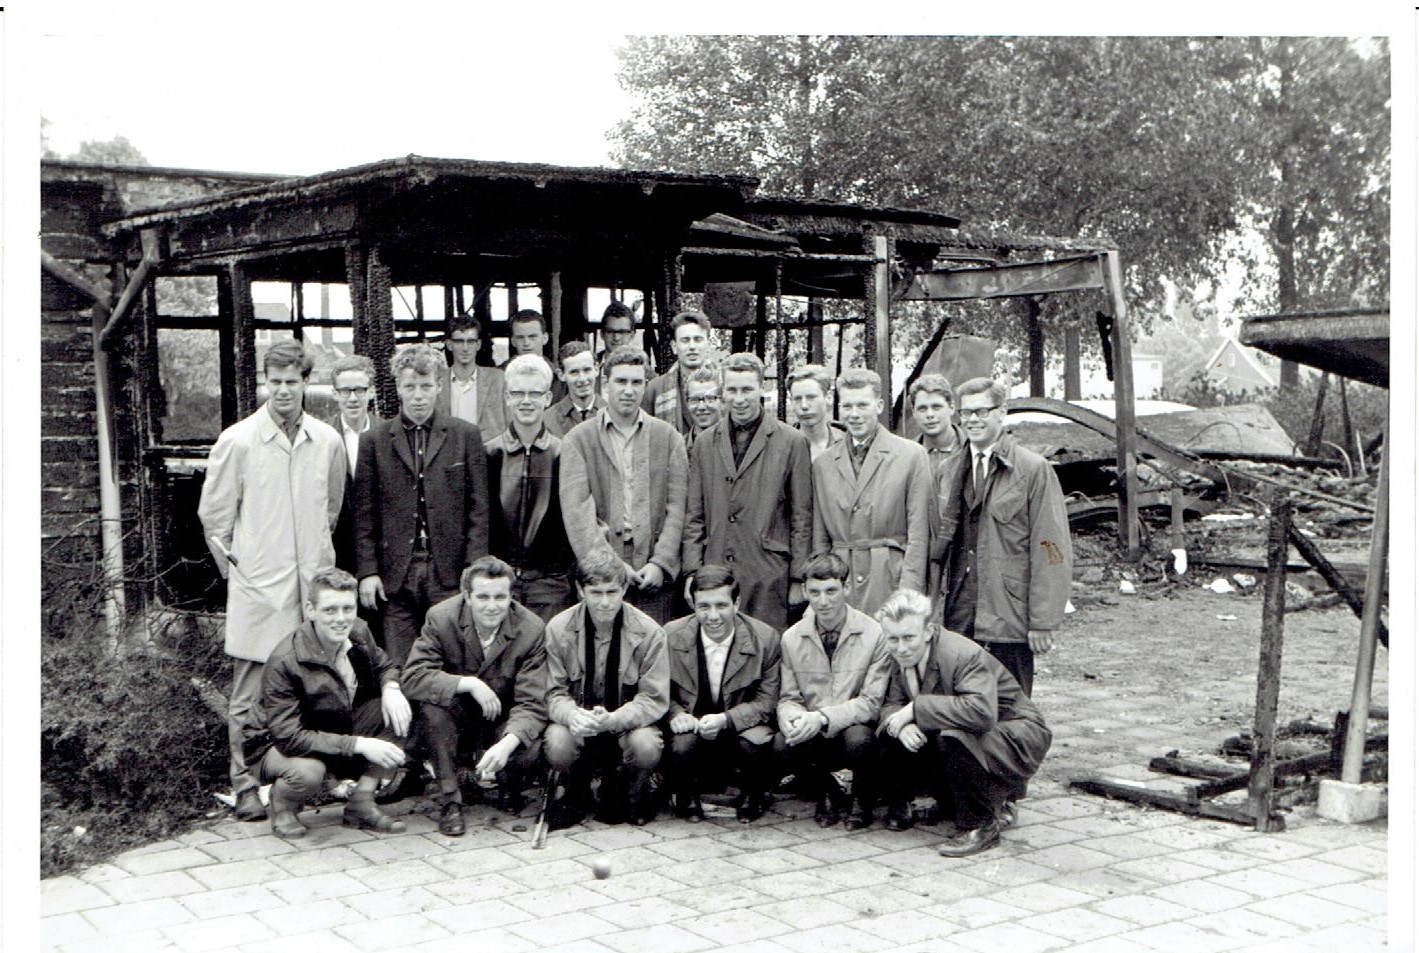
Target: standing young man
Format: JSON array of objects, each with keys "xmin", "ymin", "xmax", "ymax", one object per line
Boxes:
[
  {"xmin": 559, "ymin": 345, "xmax": 688, "ymax": 623},
  {"xmin": 787, "ymin": 364, "xmax": 845, "ymax": 462},
  {"xmin": 506, "ymin": 309, "xmax": 565, "ymax": 402},
  {"xmin": 908, "ymin": 373, "xmax": 968, "ymax": 604},
  {"xmin": 354, "ymin": 343, "xmax": 490, "ymax": 665},
  {"xmin": 544, "ymin": 341, "xmax": 602, "ymax": 437},
  {"xmin": 199, "ymin": 339, "xmax": 347, "ymax": 822},
  {"xmin": 681, "ymin": 366, "xmax": 723, "ymax": 452},
  {"xmin": 811, "ymin": 368, "xmax": 933, "ymax": 616},
  {"xmin": 683, "ymin": 353, "xmax": 812, "ymax": 631},
  {"xmin": 330, "ymin": 354, "xmax": 376, "ymax": 574},
  {"xmin": 642, "ymin": 310, "xmax": 713, "ymax": 435},
  {"xmin": 436, "ymin": 314, "xmax": 506, "ymax": 438}
]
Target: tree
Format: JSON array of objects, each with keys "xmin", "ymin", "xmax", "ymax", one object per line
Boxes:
[{"xmin": 69, "ymin": 135, "xmax": 149, "ymax": 166}]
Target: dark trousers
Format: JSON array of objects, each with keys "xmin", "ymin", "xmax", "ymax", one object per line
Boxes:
[
  {"xmin": 662, "ymin": 728, "xmax": 773, "ymax": 798},
  {"xmin": 510, "ymin": 569, "xmax": 573, "ymax": 623},
  {"xmin": 420, "ymin": 698, "xmax": 541, "ymax": 806},
  {"xmin": 617, "ymin": 539, "xmax": 675, "ymax": 623},
  {"xmin": 384, "ymin": 554, "xmax": 458, "ymax": 667},
  {"xmin": 255, "ymin": 696, "xmax": 403, "ymax": 804},
  {"xmin": 544, "ymin": 724, "xmax": 662, "ymax": 807},
  {"xmin": 880, "ymin": 731, "xmax": 1006, "ymax": 830},
  {"xmin": 772, "ymin": 724, "xmax": 877, "ymax": 804},
  {"xmin": 979, "ymin": 641, "xmax": 1034, "ymax": 698}
]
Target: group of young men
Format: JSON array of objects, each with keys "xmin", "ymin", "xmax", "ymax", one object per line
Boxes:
[{"xmin": 197, "ymin": 304, "xmax": 1072, "ymax": 858}]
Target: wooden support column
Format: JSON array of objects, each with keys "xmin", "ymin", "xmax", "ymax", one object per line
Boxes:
[
  {"xmin": 1339, "ymin": 378, "xmax": 1366, "ymax": 477},
  {"xmin": 1342, "ymin": 410, "xmax": 1388, "ymax": 782},
  {"xmin": 775, "ymin": 263, "xmax": 788, "ymax": 421},
  {"xmin": 807, "ymin": 298, "xmax": 825, "ymax": 363},
  {"xmin": 1103, "ymin": 251, "xmax": 1141, "ymax": 559},
  {"xmin": 1026, "ymin": 296, "xmax": 1045, "ymax": 397},
  {"xmin": 444, "ymin": 286, "xmax": 457, "ymax": 326},
  {"xmin": 228, "ymin": 260, "xmax": 257, "ymax": 418},
  {"xmin": 345, "ymin": 245, "xmax": 370, "ymax": 354},
  {"xmin": 654, "ymin": 251, "xmax": 683, "ymax": 372},
  {"xmin": 215, "ymin": 269, "xmax": 239, "ymax": 428},
  {"xmin": 866, "ymin": 234, "xmax": 892, "ymax": 427},
  {"xmin": 548, "ymin": 271, "xmax": 563, "ymax": 358},
  {"xmin": 754, "ymin": 289, "xmax": 769, "ymax": 360},
  {"xmin": 1249, "ymin": 491, "xmax": 1291, "ymax": 832},
  {"xmin": 1304, "ymin": 372, "xmax": 1330, "ymax": 457},
  {"xmin": 507, "ymin": 283, "xmax": 520, "ymax": 314},
  {"xmin": 366, "ymin": 247, "xmax": 397, "ymax": 415}
]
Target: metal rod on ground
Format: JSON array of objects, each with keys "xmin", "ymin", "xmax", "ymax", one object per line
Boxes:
[
  {"xmin": 1169, "ymin": 488, "xmax": 1185, "ymax": 553},
  {"xmin": 1342, "ymin": 410, "xmax": 1388, "ymax": 783},
  {"xmin": 1248, "ymin": 489, "xmax": 1291, "ymax": 832}
]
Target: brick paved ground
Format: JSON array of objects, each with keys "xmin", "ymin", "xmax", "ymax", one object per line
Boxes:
[{"xmin": 41, "ymin": 685, "xmax": 1389, "ymax": 953}]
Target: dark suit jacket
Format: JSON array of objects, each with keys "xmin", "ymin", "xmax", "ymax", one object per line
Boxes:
[
  {"xmin": 664, "ymin": 612, "xmax": 780, "ymax": 743},
  {"xmin": 543, "ymin": 393, "xmax": 604, "ymax": 438},
  {"xmin": 402, "ymin": 594, "xmax": 548, "ymax": 749},
  {"xmin": 354, "ymin": 409, "xmax": 490, "ymax": 593}
]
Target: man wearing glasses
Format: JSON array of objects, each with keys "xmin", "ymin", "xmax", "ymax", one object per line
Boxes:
[
  {"xmin": 939, "ymin": 377, "xmax": 1071, "ymax": 699},
  {"xmin": 484, "ymin": 355, "xmax": 576, "ymax": 620},
  {"xmin": 682, "ymin": 366, "xmax": 723, "ymax": 451},
  {"xmin": 436, "ymin": 314, "xmax": 506, "ymax": 439}
]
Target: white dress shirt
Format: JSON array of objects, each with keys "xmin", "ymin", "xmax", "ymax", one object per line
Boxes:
[{"xmin": 700, "ymin": 629, "xmax": 733, "ymax": 704}]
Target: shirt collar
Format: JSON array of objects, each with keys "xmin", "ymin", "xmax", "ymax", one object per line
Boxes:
[
  {"xmin": 505, "ymin": 425, "xmax": 550, "ymax": 453},
  {"xmin": 401, "ymin": 410, "xmax": 434, "ymax": 431},
  {"xmin": 699, "ymin": 623, "xmax": 735, "ymax": 649},
  {"xmin": 340, "ymin": 415, "xmax": 371, "ymax": 436},
  {"xmin": 601, "ymin": 408, "xmax": 645, "ymax": 435},
  {"xmin": 851, "ymin": 424, "xmax": 879, "ymax": 451}
]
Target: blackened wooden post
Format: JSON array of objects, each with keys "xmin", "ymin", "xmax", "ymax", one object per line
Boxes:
[
  {"xmin": 1304, "ymin": 372, "xmax": 1330, "ymax": 457},
  {"xmin": 344, "ymin": 245, "xmax": 369, "ymax": 355},
  {"xmin": 1026, "ymin": 296, "xmax": 1045, "ymax": 397},
  {"xmin": 754, "ymin": 283, "xmax": 769, "ymax": 360},
  {"xmin": 1169, "ymin": 487, "xmax": 1185, "ymax": 555},
  {"xmin": 215, "ymin": 269, "xmax": 239, "ymax": 428},
  {"xmin": 366, "ymin": 246, "xmax": 398, "ymax": 416},
  {"xmin": 775, "ymin": 262, "xmax": 788, "ymax": 421},
  {"xmin": 444, "ymin": 286, "xmax": 456, "ymax": 325},
  {"xmin": 807, "ymin": 299, "xmax": 825, "ymax": 364},
  {"xmin": 1104, "ymin": 251, "xmax": 1141, "ymax": 559},
  {"xmin": 1063, "ymin": 325, "xmax": 1082, "ymax": 401},
  {"xmin": 229, "ymin": 260, "xmax": 257, "ymax": 418},
  {"xmin": 1249, "ymin": 490, "xmax": 1291, "ymax": 832},
  {"xmin": 867, "ymin": 233, "xmax": 892, "ymax": 428}
]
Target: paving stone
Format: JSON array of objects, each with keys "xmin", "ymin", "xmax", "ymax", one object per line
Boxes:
[
  {"xmin": 1109, "ymin": 856, "xmax": 1217, "ymax": 884},
  {"xmin": 1284, "ymin": 821, "xmax": 1386, "ymax": 850},
  {"xmin": 197, "ymin": 837, "xmax": 299, "ymax": 864},
  {"xmin": 1006, "ymin": 824, "xmax": 1085, "ymax": 850},
  {"xmin": 502, "ymin": 857, "xmax": 597, "ymax": 889},
  {"xmin": 871, "ymin": 845, "xmax": 962, "ymax": 876},
  {"xmin": 790, "ymin": 836, "xmax": 886, "ymax": 864},
  {"xmin": 1127, "ymin": 920, "xmax": 1248, "ymax": 952},
  {"xmin": 566, "ymin": 825, "xmax": 660, "ymax": 852},
  {"xmin": 753, "ymin": 895, "xmax": 859, "ymax": 929},
  {"xmin": 536, "ymin": 941, "xmax": 617, "ymax": 953},
  {"xmin": 1247, "ymin": 893, "xmax": 1371, "ymax": 930},
  {"xmin": 1318, "ymin": 844, "xmax": 1388, "ymax": 876},
  {"xmin": 504, "ymin": 883, "xmax": 613, "ymax": 917},
  {"xmin": 724, "ymin": 845, "xmax": 816, "ymax": 875},
  {"xmin": 343, "ymin": 859, "xmax": 445, "ymax": 891},
  {"xmin": 1308, "ymin": 881, "xmax": 1387, "ymax": 914},
  {"xmin": 97, "ymin": 870, "xmax": 206, "ymax": 904},
  {"xmin": 507, "ymin": 911, "xmax": 616, "ymax": 946},
  {"xmin": 1014, "ymin": 797, "xmax": 1102, "ymax": 820},
  {"xmin": 334, "ymin": 912, "xmax": 451, "ymax": 951},
  {"xmin": 1133, "ymin": 824, "xmax": 1236, "ymax": 852},
  {"xmin": 662, "ymin": 881, "xmax": 778, "ymax": 915},
  {"xmin": 1293, "ymin": 921, "xmax": 1390, "ymax": 950},
  {"xmin": 424, "ymin": 898, "xmax": 536, "ymax": 932},
  {"xmin": 894, "ymin": 870, "xmax": 993, "ymax": 905},
  {"xmin": 1046, "ymin": 866, "xmax": 1162, "ymax": 898},
  {"xmin": 112, "ymin": 847, "xmax": 217, "ymax": 877},
  {"xmin": 1019, "ymin": 906, "xmax": 1136, "ymax": 942},
  {"xmin": 267, "ymin": 845, "xmax": 370, "ymax": 877},
  {"xmin": 584, "ymin": 868, "xmax": 687, "ymax": 903},
  {"xmin": 596, "ymin": 923, "xmax": 715, "ymax": 953},
  {"xmin": 1090, "ymin": 893, "xmax": 1198, "ymax": 926},
  {"xmin": 346, "ymin": 835, "xmax": 450, "ymax": 865},
  {"xmin": 774, "ymin": 922, "xmax": 896, "ymax": 953},
  {"xmin": 174, "ymin": 829, "xmax": 228, "ymax": 848},
  {"xmin": 1202, "ymin": 867, "xmax": 1313, "ymax": 899},
  {"xmin": 1172, "ymin": 847, "xmax": 1258, "ymax": 872},
  {"xmin": 255, "ymin": 898, "xmax": 369, "ymax": 935},
  {"xmin": 949, "ymin": 920, "xmax": 1068, "ymax": 953},
  {"xmin": 1023, "ymin": 842, "xmax": 1116, "ymax": 873},
  {"xmin": 1255, "ymin": 856, "xmax": 1367, "ymax": 887},
  {"xmin": 116, "ymin": 838, "xmax": 185, "ymax": 858},
  {"xmin": 829, "ymin": 883, "xmax": 934, "ymax": 916},
  {"xmin": 924, "ymin": 896, "xmax": 1030, "ymax": 929},
  {"xmin": 645, "ymin": 836, "xmax": 742, "ymax": 863},
  {"xmin": 431, "ymin": 825, "xmax": 523, "ymax": 853},
  {"xmin": 83, "ymin": 897, "xmax": 196, "ymax": 935},
  {"xmin": 578, "ymin": 894, "xmax": 686, "ymax": 929},
  {"xmin": 423, "ymin": 872, "xmax": 523, "ymax": 905},
  {"xmin": 1081, "ymin": 833, "xmax": 1178, "ymax": 859},
  {"xmin": 162, "ymin": 913, "xmax": 276, "ymax": 952},
  {"xmin": 186, "ymin": 858, "xmax": 286, "ymax": 891},
  {"xmin": 177, "ymin": 884, "xmax": 286, "ymax": 919},
  {"xmin": 1056, "ymin": 814, "xmax": 1151, "ymax": 837},
  {"xmin": 407, "ymin": 926, "xmax": 535, "ymax": 953},
  {"xmin": 40, "ymin": 877, "xmax": 115, "ymax": 916},
  {"xmin": 956, "ymin": 855, "xmax": 1056, "ymax": 886},
  {"xmin": 989, "ymin": 882, "xmax": 1096, "ymax": 914},
  {"xmin": 711, "ymin": 825, "xmax": 808, "ymax": 851},
  {"xmin": 1055, "ymin": 936, "xmax": 1148, "ymax": 953},
  {"xmin": 744, "ymin": 869, "xmax": 839, "ymax": 901},
  {"xmin": 1148, "ymin": 881, "xmax": 1253, "ymax": 913},
  {"xmin": 342, "ymin": 884, "xmax": 449, "ymax": 918},
  {"xmin": 680, "ymin": 908, "xmax": 792, "ymax": 945},
  {"xmin": 1221, "ymin": 833, "xmax": 1318, "ymax": 862},
  {"xmin": 76, "ymin": 863, "xmax": 132, "ymax": 884},
  {"xmin": 262, "ymin": 871, "xmax": 366, "ymax": 904},
  {"xmin": 238, "ymin": 931, "xmax": 363, "ymax": 953},
  {"xmin": 41, "ymin": 912, "xmax": 100, "ymax": 948},
  {"xmin": 423, "ymin": 845, "xmax": 525, "ymax": 877},
  {"xmin": 574, "ymin": 844, "xmax": 678, "ymax": 875},
  {"xmin": 1190, "ymin": 907, "xmax": 1305, "ymax": 944},
  {"xmin": 55, "ymin": 927, "xmax": 179, "ymax": 953}
]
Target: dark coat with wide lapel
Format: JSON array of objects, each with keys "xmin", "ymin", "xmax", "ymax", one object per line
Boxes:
[
  {"xmin": 879, "ymin": 625, "xmax": 1051, "ymax": 781},
  {"xmin": 663, "ymin": 612, "xmax": 781, "ymax": 743},
  {"xmin": 353, "ymin": 408, "xmax": 490, "ymax": 593},
  {"xmin": 683, "ymin": 414, "xmax": 813, "ymax": 631},
  {"xmin": 543, "ymin": 392, "xmax": 604, "ymax": 438},
  {"xmin": 402, "ymin": 594, "xmax": 548, "ymax": 749}
]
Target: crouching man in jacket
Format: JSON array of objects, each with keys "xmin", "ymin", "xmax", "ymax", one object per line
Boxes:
[
  {"xmin": 403, "ymin": 556, "xmax": 548, "ymax": 837},
  {"xmin": 244, "ymin": 568, "xmax": 412, "ymax": 839},
  {"xmin": 543, "ymin": 550, "xmax": 669, "ymax": 827},
  {"xmin": 874, "ymin": 588, "xmax": 1051, "ymax": 858}
]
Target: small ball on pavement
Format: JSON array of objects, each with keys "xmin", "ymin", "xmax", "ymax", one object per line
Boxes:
[{"xmin": 592, "ymin": 856, "xmax": 612, "ymax": 879}]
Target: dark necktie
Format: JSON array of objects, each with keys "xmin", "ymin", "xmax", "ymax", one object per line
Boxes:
[
  {"xmin": 974, "ymin": 453, "xmax": 987, "ymax": 499},
  {"xmin": 821, "ymin": 627, "xmax": 839, "ymax": 659}
]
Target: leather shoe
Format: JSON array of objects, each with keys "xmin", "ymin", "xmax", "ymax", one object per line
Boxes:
[
  {"xmin": 675, "ymin": 794, "xmax": 705, "ymax": 822},
  {"xmin": 546, "ymin": 796, "xmax": 586, "ymax": 831},
  {"xmin": 885, "ymin": 803, "xmax": 913, "ymax": 832},
  {"xmin": 844, "ymin": 800, "xmax": 873, "ymax": 831},
  {"xmin": 343, "ymin": 796, "xmax": 406, "ymax": 834},
  {"xmin": 937, "ymin": 819, "xmax": 1000, "ymax": 858},
  {"xmin": 234, "ymin": 788, "xmax": 268, "ymax": 822},
  {"xmin": 375, "ymin": 765, "xmax": 428, "ymax": 805},
  {"xmin": 996, "ymin": 801, "xmax": 1018, "ymax": 830},
  {"xmin": 813, "ymin": 796, "xmax": 841, "ymax": 828},
  {"xmin": 437, "ymin": 801, "xmax": 466, "ymax": 837},
  {"xmin": 736, "ymin": 792, "xmax": 771, "ymax": 824}
]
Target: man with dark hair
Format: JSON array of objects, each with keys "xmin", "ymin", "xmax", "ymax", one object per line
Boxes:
[
  {"xmin": 683, "ymin": 352, "xmax": 812, "ymax": 631},
  {"xmin": 786, "ymin": 364, "xmax": 845, "ymax": 462},
  {"xmin": 485, "ymin": 355, "xmax": 575, "ymax": 619},
  {"xmin": 436, "ymin": 314, "xmax": 506, "ymax": 438},
  {"xmin": 545, "ymin": 341, "xmax": 602, "ymax": 437},
  {"xmin": 560, "ymin": 345, "xmax": 688, "ymax": 623},
  {"xmin": 940, "ymin": 377, "xmax": 1071, "ymax": 698},
  {"xmin": 775, "ymin": 551, "xmax": 891, "ymax": 829},
  {"xmin": 812, "ymin": 367, "xmax": 932, "ymax": 616},
  {"xmin": 662, "ymin": 565, "xmax": 780, "ymax": 823},
  {"xmin": 507, "ymin": 309, "xmax": 550, "ymax": 360},
  {"xmin": 403, "ymin": 556, "xmax": 548, "ymax": 836},
  {"xmin": 355, "ymin": 343, "xmax": 490, "ymax": 666},
  {"xmin": 200, "ymin": 339, "xmax": 347, "ymax": 822},
  {"xmin": 542, "ymin": 551, "xmax": 669, "ymax": 827},
  {"xmin": 244, "ymin": 569, "xmax": 411, "ymax": 839},
  {"xmin": 596, "ymin": 300, "xmax": 638, "ymax": 365},
  {"xmin": 909, "ymin": 373, "xmax": 967, "ymax": 606},
  {"xmin": 642, "ymin": 310, "xmax": 713, "ymax": 435},
  {"xmin": 875, "ymin": 588, "xmax": 1050, "ymax": 856}
]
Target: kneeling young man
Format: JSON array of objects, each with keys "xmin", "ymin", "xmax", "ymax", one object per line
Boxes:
[
  {"xmin": 403, "ymin": 556, "xmax": 548, "ymax": 837},
  {"xmin": 776, "ymin": 552, "xmax": 892, "ymax": 829},
  {"xmin": 244, "ymin": 568, "xmax": 411, "ymax": 839},
  {"xmin": 875, "ymin": 589, "xmax": 1051, "ymax": 857},
  {"xmin": 663, "ymin": 565, "xmax": 781, "ymax": 823},
  {"xmin": 543, "ymin": 551, "xmax": 669, "ymax": 826}
]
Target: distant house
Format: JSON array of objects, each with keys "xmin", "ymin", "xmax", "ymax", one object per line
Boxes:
[{"xmin": 1203, "ymin": 338, "xmax": 1278, "ymax": 395}]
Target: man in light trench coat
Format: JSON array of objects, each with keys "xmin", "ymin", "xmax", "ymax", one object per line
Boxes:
[{"xmin": 199, "ymin": 340, "xmax": 347, "ymax": 821}]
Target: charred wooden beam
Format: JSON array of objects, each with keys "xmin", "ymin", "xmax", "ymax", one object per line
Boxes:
[
  {"xmin": 1069, "ymin": 778, "xmax": 1284, "ymax": 829},
  {"xmin": 1248, "ymin": 492, "xmax": 1291, "ymax": 832}
]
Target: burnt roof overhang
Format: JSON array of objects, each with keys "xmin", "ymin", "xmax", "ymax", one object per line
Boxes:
[{"xmin": 1239, "ymin": 308, "xmax": 1389, "ymax": 389}]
